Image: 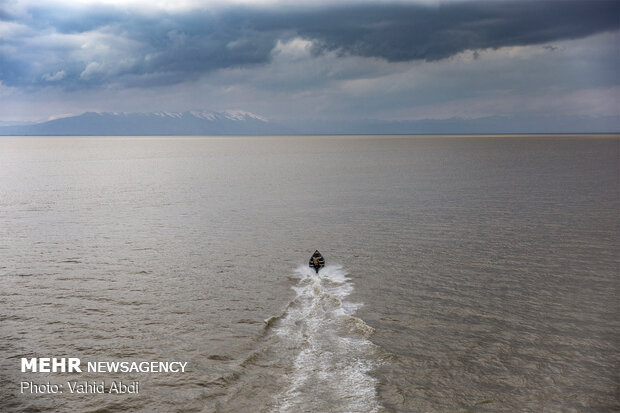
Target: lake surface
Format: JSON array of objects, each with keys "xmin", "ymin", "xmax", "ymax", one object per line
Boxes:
[{"xmin": 0, "ymin": 135, "xmax": 618, "ymax": 412}]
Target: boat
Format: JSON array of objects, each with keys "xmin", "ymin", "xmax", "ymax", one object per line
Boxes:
[{"xmin": 309, "ymin": 250, "xmax": 325, "ymax": 274}]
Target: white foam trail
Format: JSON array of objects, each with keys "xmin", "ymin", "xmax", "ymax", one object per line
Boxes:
[{"xmin": 273, "ymin": 265, "xmax": 381, "ymax": 413}]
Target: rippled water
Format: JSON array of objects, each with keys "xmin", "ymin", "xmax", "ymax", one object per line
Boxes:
[{"xmin": 0, "ymin": 135, "xmax": 618, "ymax": 412}]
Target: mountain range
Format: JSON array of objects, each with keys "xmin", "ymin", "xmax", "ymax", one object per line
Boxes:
[
  {"xmin": 0, "ymin": 111, "xmax": 291, "ymax": 136},
  {"xmin": 0, "ymin": 110, "xmax": 618, "ymax": 135}
]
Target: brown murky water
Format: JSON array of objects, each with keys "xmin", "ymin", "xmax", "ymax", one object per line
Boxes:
[{"xmin": 1, "ymin": 135, "xmax": 618, "ymax": 412}]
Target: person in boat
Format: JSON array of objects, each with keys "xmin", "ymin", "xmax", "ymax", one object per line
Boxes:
[{"xmin": 309, "ymin": 250, "xmax": 325, "ymax": 273}]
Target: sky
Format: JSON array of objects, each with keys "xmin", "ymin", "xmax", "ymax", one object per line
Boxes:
[{"xmin": 1, "ymin": 0, "xmax": 619, "ymax": 124}]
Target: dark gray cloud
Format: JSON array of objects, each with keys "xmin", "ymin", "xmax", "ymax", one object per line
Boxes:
[
  {"xmin": 292, "ymin": 1, "xmax": 620, "ymax": 60},
  {"xmin": 1, "ymin": 0, "xmax": 618, "ymax": 89}
]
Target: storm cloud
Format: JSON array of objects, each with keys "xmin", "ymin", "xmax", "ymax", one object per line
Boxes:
[{"xmin": 1, "ymin": 0, "xmax": 618, "ymax": 89}]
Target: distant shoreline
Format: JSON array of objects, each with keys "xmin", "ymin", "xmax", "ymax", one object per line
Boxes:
[{"xmin": 0, "ymin": 133, "xmax": 618, "ymax": 138}]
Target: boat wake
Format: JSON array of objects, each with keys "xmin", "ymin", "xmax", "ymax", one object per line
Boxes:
[
  {"xmin": 206, "ymin": 265, "xmax": 382, "ymax": 412},
  {"xmin": 271, "ymin": 265, "xmax": 381, "ymax": 413}
]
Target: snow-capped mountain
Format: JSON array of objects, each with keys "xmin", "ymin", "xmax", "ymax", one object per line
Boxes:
[
  {"xmin": 0, "ymin": 110, "xmax": 291, "ymax": 135},
  {"xmin": 153, "ymin": 110, "xmax": 268, "ymax": 122},
  {"xmin": 2, "ymin": 111, "xmax": 618, "ymax": 135}
]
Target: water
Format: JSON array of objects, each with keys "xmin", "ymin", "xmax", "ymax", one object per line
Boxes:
[{"xmin": 0, "ymin": 135, "xmax": 618, "ymax": 412}]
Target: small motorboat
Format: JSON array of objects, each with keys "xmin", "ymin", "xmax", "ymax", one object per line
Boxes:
[{"xmin": 309, "ymin": 250, "xmax": 325, "ymax": 274}]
